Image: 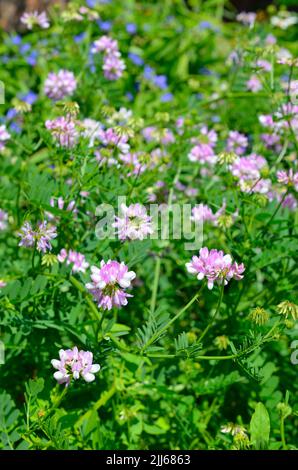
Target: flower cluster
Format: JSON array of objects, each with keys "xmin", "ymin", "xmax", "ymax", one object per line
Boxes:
[
  {"xmin": 226, "ymin": 131, "xmax": 248, "ymax": 156},
  {"xmin": 188, "ymin": 126, "xmax": 217, "ymax": 164},
  {"xmin": 44, "ymin": 70, "xmax": 77, "ymax": 101},
  {"xmin": 45, "ymin": 116, "xmax": 78, "ymax": 148},
  {"xmin": 51, "ymin": 346, "xmax": 100, "ymax": 386},
  {"xmin": 276, "ymin": 169, "xmax": 298, "ymax": 191},
  {"xmin": 190, "ymin": 203, "xmax": 225, "ymax": 226},
  {"xmin": 86, "ymin": 260, "xmax": 136, "ymax": 310},
  {"xmin": 113, "ymin": 203, "xmax": 154, "ymax": 240},
  {"xmin": 230, "ymin": 153, "xmax": 270, "ymax": 193},
  {"xmin": 186, "ymin": 247, "xmax": 245, "ymax": 290},
  {"xmin": 91, "ymin": 35, "xmax": 125, "ymax": 80},
  {"xmin": 18, "ymin": 221, "xmax": 57, "ymax": 253},
  {"xmin": 58, "ymin": 249, "xmax": 89, "ymax": 273},
  {"xmin": 20, "ymin": 11, "xmax": 50, "ymax": 30}
]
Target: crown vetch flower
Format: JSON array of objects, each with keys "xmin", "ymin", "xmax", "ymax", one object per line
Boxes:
[
  {"xmin": 51, "ymin": 346, "xmax": 100, "ymax": 386},
  {"xmin": 86, "ymin": 260, "xmax": 136, "ymax": 310},
  {"xmin": 58, "ymin": 249, "xmax": 89, "ymax": 273},
  {"xmin": 276, "ymin": 169, "xmax": 298, "ymax": 191},
  {"xmin": 18, "ymin": 221, "xmax": 57, "ymax": 253},
  {"xmin": 44, "ymin": 70, "xmax": 77, "ymax": 100},
  {"xmin": 186, "ymin": 247, "xmax": 245, "ymax": 290},
  {"xmin": 45, "ymin": 116, "xmax": 78, "ymax": 148},
  {"xmin": 226, "ymin": 131, "xmax": 248, "ymax": 156},
  {"xmin": 113, "ymin": 203, "xmax": 153, "ymax": 240},
  {"xmin": 20, "ymin": 11, "xmax": 50, "ymax": 29}
]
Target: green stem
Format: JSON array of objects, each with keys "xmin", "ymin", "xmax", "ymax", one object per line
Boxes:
[
  {"xmin": 143, "ymin": 284, "xmax": 204, "ymax": 352},
  {"xmin": 197, "ymin": 284, "xmax": 224, "ymax": 344},
  {"xmin": 150, "ymin": 256, "xmax": 161, "ymax": 314},
  {"xmin": 280, "ymin": 417, "xmax": 286, "ymax": 450},
  {"xmin": 69, "ymin": 275, "xmax": 101, "ymax": 322}
]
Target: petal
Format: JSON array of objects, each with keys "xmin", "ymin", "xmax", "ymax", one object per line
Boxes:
[{"xmin": 83, "ymin": 372, "xmax": 95, "ymax": 383}]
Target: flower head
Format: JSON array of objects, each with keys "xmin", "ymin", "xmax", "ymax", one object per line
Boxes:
[
  {"xmin": 18, "ymin": 221, "xmax": 57, "ymax": 253},
  {"xmin": 86, "ymin": 260, "xmax": 136, "ymax": 310},
  {"xmin": 186, "ymin": 247, "xmax": 245, "ymax": 290},
  {"xmin": 226, "ymin": 131, "xmax": 248, "ymax": 156},
  {"xmin": 44, "ymin": 70, "xmax": 77, "ymax": 100},
  {"xmin": 45, "ymin": 116, "xmax": 78, "ymax": 148},
  {"xmin": 51, "ymin": 346, "xmax": 100, "ymax": 386},
  {"xmin": 113, "ymin": 203, "xmax": 153, "ymax": 240},
  {"xmin": 58, "ymin": 249, "xmax": 89, "ymax": 273},
  {"xmin": 21, "ymin": 11, "xmax": 50, "ymax": 29}
]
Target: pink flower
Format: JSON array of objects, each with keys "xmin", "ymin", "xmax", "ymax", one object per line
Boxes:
[
  {"xmin": 103, "ymin": 53, "xmax": 126, "ymax": 80},
  {"xmin": 236, "ymin": 12, "xmax": 256, "ymax": 26},
  {"xmin": 51, "ymin": 346, "xmax": 100, "ymax": 386},
  {"xmin": 91, "ymin": 36, "xmax": 125, "ymax": 81},
  {"xmin": 113, "ymin": 203, "xmax": 153, "ymax": 240},
  {"xmin": 186, "ymin": 247, "xmax": 245, "ymax": 290},
  {"xmin": 45, "ymin": 116, "xmax": 78, "ymax": 148},
  {"xmin": 18, "ymin": 220, "xmax": 57, "ymax": 253},
  {"xmin": 0, "ymin": 125, "xmax": 11, "ymax": 151},
  {"xmin": 20, "ymin": 11, "xmax": 50, "ymax": 29},
  {"xmin": 188, "ymin": 143, "xmax": 216, "ymax": 164},
  {"xmin": 91, "ymin": 36, "xmax": 118, "ymax": 54},
  {"xmin": 44, "ymin": 70, "xmax": 77, "ymax": 101},
  {"xmin": 58, "ymin": 249, "xmax": 89, "ymax": 273},
  {"xmin": 86, "ymin": 260, "xmax": 136, "ymax": 310},
  {"xmin": 191, "ymin": 203, "xmax": 225, "ymax": 225},
  {"xmin": 246, "ymin": 75, "xmax": 262, "ymax": 92},
  {"xmin": 227, "ymin": 131, "xmax": 248, "ymax": 155},
  {"xmin": 276, "ymin": 169, "xmax": 298, "ymax": 191}
]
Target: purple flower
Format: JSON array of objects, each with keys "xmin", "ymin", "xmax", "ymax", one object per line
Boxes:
[
  {"xmin": 74, "ymin": 32, "xmax": 87, "ymax": 43},
  {"xmin": 58, "ymin": 249, "xmax": 89, "ymax": 273},
  {"xmin": 128, "ymin": 53, "xmax": 144, "ymax": 66},
  {"xmin": 45, "ymin": 116, "xmax": 78, "ymax": 148},
  {"xmin": 91, "ymin": 36, "xmax": 125, "ymax": 80},
  {"xmin": 44, "ymin": 70, "xmax": 77, "ymax": 101},
  {"xmin": 246, "ymin": 75, "xmax": 262, "ymax": 92},
  {"xmin": 126, "ymin": 23, "xmax": 137, "ymax": 34},
  {"xmin": 113, "ymin": 203, "xmax": 153, "ymax": 241},
  {"xmin": 277, "ymin": 169, "xmax": 298, "ymax": 191},
  {"xmin": 186, "ymin": 247, "xmax": 245, "ymax": 290},
  {"xmin": 18, "ymin": 91, "xmax": 38, "ymax": 105},
  {"xmin": 191, "ymin": 203, "xmax": 226, "ymax": 226},
  {"xmin": 98, "ymin": 20, "xmax": 112, "ymax": 32},
  {"xmin": 153, "ymin": 74, "xmax": 168, "ymax": 89},
  {"xmin": 227, "ymin": 131, "xmax": 248, "ymax": 155},
  {"xmin": 160, "ymin": 92, "xmax": 173, "ymax": 102},
  {"xmin": 18, "ymin": 221, "xmax": 57, "ymax": 253},
  {"xmin": 86, "ymin": 260, "xmax": 136, "ymax": 310},
  {"xmin": 51, "ymin": 346, "xmax": 100, "ymax": 386},
  {"xmin": 103, "ymin": 53, "xmax": 125, "ymax": 80}
]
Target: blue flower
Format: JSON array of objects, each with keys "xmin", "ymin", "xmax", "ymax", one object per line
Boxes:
[
  {"xmin": 128, "ymin": 53, "xmax": 144, "ymax": 66},
  {"xmin": 126, "ymin": 23, "xmax": 137, "ymax": 34}
]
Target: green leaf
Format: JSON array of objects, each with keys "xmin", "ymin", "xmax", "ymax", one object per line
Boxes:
[{"xmin": 250, "ymin": 402, "xmax": 270, "ymax": 450}]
